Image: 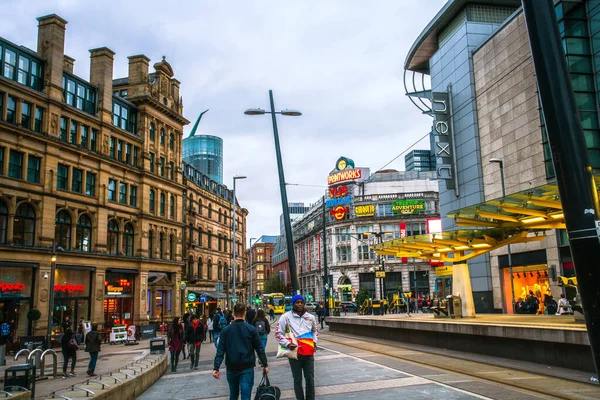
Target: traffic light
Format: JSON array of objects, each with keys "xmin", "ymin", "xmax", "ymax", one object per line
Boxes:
[
  {"xmin": 558, "ymin": 276, "xmax": 578, "ymax": 287},
  {"xmin": 307, "ymin": 293, "xmax": 313, "ymax": 301}
]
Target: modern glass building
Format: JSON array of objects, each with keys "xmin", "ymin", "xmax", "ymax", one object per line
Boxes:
[
  {"xmin": 405, "ymin": 149, "xmax": 435, "ymax": 172},
  {"xmin": 183, "ymin": 135, "xmax": 223, "ymax": 184}
]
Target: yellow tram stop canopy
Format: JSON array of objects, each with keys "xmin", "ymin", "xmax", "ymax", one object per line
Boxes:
[{"xmin": 373, "ymin": 180, "xmax": 574, "ymax": 263}]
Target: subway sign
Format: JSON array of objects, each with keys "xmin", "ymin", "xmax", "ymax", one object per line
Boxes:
[
  {"xmin": 355, "ymin": 204, "xmax": 375, "ymax": 217},
  {"xmin": 392, "ymin": 200, "xmax": 426, "ymax": 215}
]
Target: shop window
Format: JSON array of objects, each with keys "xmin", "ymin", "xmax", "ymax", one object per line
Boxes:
[
  {"xmin": 148, "ymin": 230, "xmax": 154, "ymax": 258},
  {"xmin": 149, "ymin": 122, "xmax": 155, "ymax": 140},
  {"xmin": 8, "ymin": 150, "xmax": 23, "ymax": 179},
  {"xmin": 76, "ymin": 214, "xmax": 92, "ymax": 252},
  {"xmin": 149, "ymin": 189, "xmax": 155, "ymax": 213},
  {"xmin": 107, "ymin": 219, "xmax": 119, "ymax": 255},
  {"xmin": 0, "ymin": 200, "xmax": 7, "ymax": 244},
  {"xmin": 169, "ymin": 234, "xmax": 175, "ymax": 260},
  {"xmin": 159, "ymin": 232, "xmax": 165, "ymax": 259},
  {"xmin": 55, "ymin": 210, "xmax": 72, "ymax": 250},
  {"xmin": 124, "ymin": 223, "xmax": 134, "ymax": 257},
  {"xmin": 197, "ymin": 258, "xmax": 203, "ymax": 279},
  {"xmin": 21, "ymin": 101, "xmax": 31, "ymax": 130},
  {"xmin": 27, "ymin": 155, "xmax": 41, "ymax": 184},
  {"xmin": 13, "ymin": 203, "xmax": 35, "ymax": 246}
]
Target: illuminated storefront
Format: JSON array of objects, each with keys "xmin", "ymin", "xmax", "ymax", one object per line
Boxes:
[
  {"xmin": 146, "ymin": 272, "xmax": 173, "ymax": 323},
  {"xmin": 0, "ymin": 262, "xmax": 36, "ymax": 337},
  {"xmin": 103, "ymin": 270, "xmax": 136, "ymax": 327},
  {"xmin": 52, "ymin": 266, "xmax": 92, "ymax": 333}
]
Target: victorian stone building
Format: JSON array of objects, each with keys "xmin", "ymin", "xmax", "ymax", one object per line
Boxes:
[{"xmin": 0, "ymin": 14, "xmax": 245, "ymax": 339}]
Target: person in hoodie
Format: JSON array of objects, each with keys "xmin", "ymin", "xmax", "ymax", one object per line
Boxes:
[
  {"xmin": 275, "ymin": 294, "xmax": 318, "ymax": 400},
  {"xmin": 185, "ymin": 314, "xmax": 205, "ymax": 370}
]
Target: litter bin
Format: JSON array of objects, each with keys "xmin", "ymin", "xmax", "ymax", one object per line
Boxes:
[
  {"xmin": 150, "ymin": 337, "xmax": 165, "ymax": 354},
  {"xmin": 446, "ymin": 295, "xmax": 462, "ymax": 319},
  {"xmin": 4, "ymin": 363, "xmax": 35, "ymax": 398}
]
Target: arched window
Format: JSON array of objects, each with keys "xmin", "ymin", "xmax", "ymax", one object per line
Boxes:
[
  {"xmin": 218, "ymin": 208, "xmax": 222, "ymax": 223},
  {"xmin": 223, "ymin": 211, "xmax": 228, "ymax": 226},
  {"xmin": 159, "ymin": 232, "xmax": 165, "ymax": 258},
  {"xmin": 124, "ymin": 223, "xmax": 134, "ymax": 256},
  {"xmin": 148, "ymin": 230, "xmax": 154, "ymax": 258},
  {"xmin": 149, "ymin": 122, "xmax": 155, "ymax": 140},
  {"xmin": 169, "ymin": 234, "xmax": 175, "ymax": 261},
  {"xmin": 198, "ymin": 227, "xmax": 203, "ymax": 247},
  {"xmin": 160, "ymin": 193, "xmax": 165, "ymax": 215},
  {"xmin": 170, "ymin": 195, "xmax": 175, "ymax": 218},
  {"xmin": 160, "ymin": 128, "xmax": 165, "ymax": 145},
  {"xmin": 14, "ymin": 203, "xmax": 35, "ymax": 246},
  {"xmin": 149, "ymin": 189, "xmax": 155, "ymax": 213},
  {"xmin": 188, "ymin": 194, "xmax": 194, "ymax": 212},
  {"xmin": 218, "ymin": 260, "xmax": 223, "ymax": 281},
  {"xmin": 223, "ymin": 235, "xmax": 227, "ymax": 253},
  {"xmin": 198, "ymin": 199, "xmax": 202, "ymax": 216},
  {"xmin": 0, "ymin": 200, "xmax": 8, "ymax": 245},
  {"xmin": 207, "ymin": 259, "xmax": 212, "ymax": 280},
  {"xmin": 169, "ymin": 132, "xmax": 175, "ymax": 150},
  {"xmin": 55, "ymin": 210, "xmax": 72, "ymax": 250},
  {"xmin": 218, "ymin": 235, "xmax": 222, "ymax": 252},
  {"xmin": 197, "ymin": 257, "xmax": 203, "ymax": 279},
  {"xmin": 107, "ymin": 219, "xmax": 119, "ymax": 255},
  {"xmin": 76, "ymin": 214, "xmax": 92, "ymax": 252},
  {"xmin": 208, "ymin": 204, "xmax": 212, "ymax": 219},
  {"xmin": 188, "ymin": 256, "xmax": 194, "ymax": 277}
]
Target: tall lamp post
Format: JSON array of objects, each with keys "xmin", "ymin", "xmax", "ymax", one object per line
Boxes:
[
  {"xmin": 364, "ymin": 231, "xmax": 390, "ymax": 302},
  {"xmin": 249, "ymin": 237, "xmax": 257, "ymax": 304},
  {"xmin": 231, "ymin": 175, "xmax": 247, "ymax": 308},
  {"xmin": 47, "ymin": 242, "xmax": 57, "ymax": 349},
  {"xmin": 490, "ymin": 158, "xmax": 515, "ymax": 313},
  {"xmin": 245, "ymin": 90, "xmax": 302, "ymax": 293}
]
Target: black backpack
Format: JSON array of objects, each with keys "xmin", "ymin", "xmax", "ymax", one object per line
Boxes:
[
  {"xmin": 254, "ymin": 373, "xmax": 280, "ymax": 400},
  {"xmin": 254, "ymin": 320, "xmax": 266, "ymax": 335}
]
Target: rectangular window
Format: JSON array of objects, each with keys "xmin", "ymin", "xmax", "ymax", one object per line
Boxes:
[
  {"xmin": 8, "ymin": 150, "xmax": 23, "ymax": 179},
  {"xmin": 3, "ymin": 48, "xmax": 16, "ymax": 80},
  {"xmin": 0, "ymin": 92, "xmax": 3, "ymax": 121},
  {"xmin": 86, "ymin": 172, "xmax": 96, "ymax": 196},
  {"xmin": 149, "ymin": 152, "xmax": 155, "ymax": 173},
  {"xmin": 125, "ymin": 143, "xmax": 131, "ymax": 164},
  {"xmin": 60, "ymin": 117, "xmax": 68, "ymax": 141},
  {"xmin": 90, "ymin": 129, "xmax": 98, "ymax": 152},
  {"xmin": 80, "ymin": 125, "xmax": 89, "ymax": 149},
  {"xmin": 30, "ymin": 60, "xmax": 42, "ymax": 90},
  {"xmin": 112, "ymin": 97, "xmax": 137, "ymax": 133},
  {"xmin": 69, "ymin": 120, "xmax": 77, "ymax": 144},
  {"xmin": 21, "ymin": 102, "xmax": 31, "ymax": 130},
  {"xmin": 109, "ymin": 137, "xmax": 116, "ymax": 159},
  {"xmin": 17, "ymin": 56, "xmax": 29, "ymax": 85},
  {"xmin": 34, "ymin": 107, "xmax": 43, "ymax": 133},
  {"xmin": 26, "ymin": 155, "xmax": 41, "ymax": 183},
  {"xmin": 57, "ymin": 164, "xmax": 69, "ymax": 189},
  {"xmin": 6, "ymin": 96, "xmax": 16, "ymax": 124},
  {"xmin": 133, "ymin": 147, "xmax": 139, "ymax": 167},
  {"xmin": 170, "ymin": 161, "xmax": 174, "ymax": 180},
  {"xmin": 160, "ymin": 157, "xmax": 165, "ymax": 177},
  {"xmin": 119, "ymin": 182, "xmax": 127, "ymax": 204},
  {"xmin": 72, "ymin": 168, "xmax": 83, "ymax": 193},
  {"xmin": 129, "ymin": 185, "xmax": 137, "ymax": 207},
  {"xmin": 62, "ymin": 74, "xmax": 96, "ymax": 114},
  {"xmin": 0, "ymin": 147, "xmax": 4, "ymax": 174},
  {"xmin": 107, "ymin": 179, "xmax": 116, "ymax": 201},
  {"xmin": 117, "ymin": 140, "xmax": 123, "ymax": 161}
]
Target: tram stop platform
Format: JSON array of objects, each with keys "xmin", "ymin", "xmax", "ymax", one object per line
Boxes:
[{"xmin": 326, "ymin": 313, "xmax": 593, "ymax": 372}]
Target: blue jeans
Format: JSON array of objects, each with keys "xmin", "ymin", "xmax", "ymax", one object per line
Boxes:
[
  {"xmin": 226, "ymin": 368, "xmax": 254, "ymax": 400},
  {"xmin": 88, "ymin": 352, "xmax": 98, "ymax": 373},
  {"xmin": 214, "ymin": 332, "xmax": 220, "ymax": 349},
  {"xmin": 259, "ymin": 335, "xmax": 267, "ymax": 352}
]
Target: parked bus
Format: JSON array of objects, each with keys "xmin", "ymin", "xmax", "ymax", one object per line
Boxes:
[{"xmin": 262, "ymin": 293, "xmax": 286, "ymax": 314}]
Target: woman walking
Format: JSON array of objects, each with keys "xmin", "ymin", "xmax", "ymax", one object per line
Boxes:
[
  {"xmin": 167, "ymin": 317, "xmax": 185, "ymax": 372},
  {"xmin": 60, "ymin": 327, "xmax": 77, "ymax": 378},
  {"xmin": 84, "ymin": 323, "xmax": 101, "ymax": 376},
  {"xmin": 252, "ymin": 309, "xmax": 270, "ymax": 351},
  {"xmin": 207, "ymin": 315, "xmax": 214, "ymax": 343}
]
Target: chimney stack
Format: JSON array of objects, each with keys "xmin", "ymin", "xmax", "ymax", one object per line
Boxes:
[
  {"xmin": 127, "ymin": 54, "xmax": 150, "ymax": 97},
  {"xmin": 63, "ymin": 55, "xmax": 75, "ymax": 74},
  {"xmin": 36, "ymin": 14, "xmax": 68, "ymax": 100},
  {"xmin": 89, "ymin": 47, "xmax": 115, "ymax": 123}
]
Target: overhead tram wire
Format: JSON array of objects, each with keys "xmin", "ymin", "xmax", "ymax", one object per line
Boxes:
[{"xmin": 375, "ymin": 131, "xmax": 431, "ymax": 173}]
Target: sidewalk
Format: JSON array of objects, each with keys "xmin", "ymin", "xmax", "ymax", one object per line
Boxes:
[{"xmin": 0, "ymin": 338, "xmax": 153, "ymax": 399}]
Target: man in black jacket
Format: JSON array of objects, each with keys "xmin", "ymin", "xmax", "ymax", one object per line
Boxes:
[
  {"xmin": 185, "ymin": 314, "xmax": 205, "ymax": 370},
  {"xmin": 213, "ymin": 303, "xmax": 268, "ymax": 400}
]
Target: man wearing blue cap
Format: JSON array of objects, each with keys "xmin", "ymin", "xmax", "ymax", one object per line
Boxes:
[{"xmin": 275, "ymin": 294, "xmax": 318, "ymax": 400}]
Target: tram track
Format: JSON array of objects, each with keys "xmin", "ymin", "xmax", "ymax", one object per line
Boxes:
[{"xmin": 319, "ymin": 331, "xmax": 600, "ymax": 400}]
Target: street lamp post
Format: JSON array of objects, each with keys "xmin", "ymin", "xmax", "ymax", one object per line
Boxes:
[
  {"xmin": 245, "ymin": 90, "xmax": 302, "ymax": 293},
  {"xmin": 249, "ymin": 237, "xmax": 257, "ymax": 304},
  {"xmin": 231, "ymin": 176, "xmax": 247, "ymax": 308},
  {"xmin": 47, "ymin": 242, "xmax": 57, "ymax": 349},
  {"xmin": 490, "ymin": 158, "xmax": 515, "ymax": 313}
]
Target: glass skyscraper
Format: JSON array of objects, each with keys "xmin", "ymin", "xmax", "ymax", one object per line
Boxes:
[{"xmin": 183, "ymin": 135, "xmax": 223, "ymax": 184}]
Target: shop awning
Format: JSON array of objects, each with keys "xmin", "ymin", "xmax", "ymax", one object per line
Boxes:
[{"xmin": 373, "ymin": 177, "xmax": 595, "ymax": 262}]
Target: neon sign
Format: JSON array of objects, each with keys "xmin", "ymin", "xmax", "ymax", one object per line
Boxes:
[
  {"xmin": 355, "ymin": 204, "xmax": 375, "ymax": 217},
  {"xmin": 326, "ymin": 184, "xmax": 351, "ymax": 220},
  {"xmin": 330, "ymin": 205, "xmax": 349, "ymax": 221},
  {"xmin": 327, "ymin": 157, "xmax": 362, "ymax": 185},
  {"xmin": 392, "ymin": 200, "xmax": 426, "ymax": 215},
  {"xmin": 54, "ymin": 284, "xmax": 85, "ymax": 293},
  {"xmin": 0, "ymin": 282, "xmax": 25, "ymax": 292}
]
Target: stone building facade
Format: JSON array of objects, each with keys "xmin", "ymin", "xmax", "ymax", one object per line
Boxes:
[{"xmin": 0, "ymin": 14, "xmax": 245, "ymax": 338}]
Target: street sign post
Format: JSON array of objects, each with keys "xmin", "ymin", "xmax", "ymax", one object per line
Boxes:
[
  {"xmin": 187, "ymin": 293, "xmax": 197, "ymax": 302},
  {"xmin": 200, "ymin": 296, "xmax": 207, "ymax": 303}
]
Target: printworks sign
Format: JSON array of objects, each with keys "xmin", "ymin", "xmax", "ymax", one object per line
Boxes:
[
  {"xmin": 327, "ymin": 156, "xmax": 362, "ymax": 185},
  {"xmin": 392, "ymin": 200, "xmax": 426, "ymax": 215}
]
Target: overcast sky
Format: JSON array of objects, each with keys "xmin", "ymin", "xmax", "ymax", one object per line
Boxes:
[{"xmin": 2, "ymin": 0, "xmax": 446, "ymax": 244}]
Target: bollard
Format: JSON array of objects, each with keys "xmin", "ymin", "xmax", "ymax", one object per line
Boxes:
[{"xmin": 0, "ymin": 344, "xmax": 5, "ymax": 366}]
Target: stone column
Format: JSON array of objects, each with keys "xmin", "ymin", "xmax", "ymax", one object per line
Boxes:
[{"xmin": 452, "ymin": 263, "xmax": 476, "ymax": 317}]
